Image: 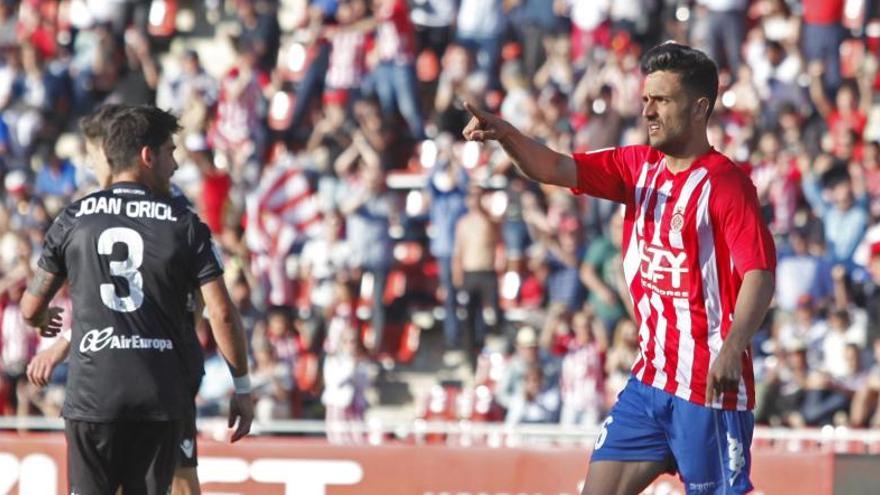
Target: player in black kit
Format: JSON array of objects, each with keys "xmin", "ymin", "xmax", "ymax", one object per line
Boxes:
[
  {"xmin": 27, "ymin": 103, "xmax": 209, "ymax": 494},
  {"xmin": 21, "ymin": 105, "xmax": 254, "ymax": 495}
]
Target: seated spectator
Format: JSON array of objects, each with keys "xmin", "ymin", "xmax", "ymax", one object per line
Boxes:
[
  {"xmin": 795, "ymin": 343, "xmax": 868, "ymax": 426},
  {"xmin": 251, "ymin": 339, "xmax": 294, "ymax": 421},
  {"xmin": 559, "ymin": 308, "xmax": 607, "ymax": 426},
  {"xmin": 755, "ymin": 340, "xmax": 809, "ymax": 426},
  {"xmin": 504, "ymin": 364, "xmax": 560, "ymax": 425},
  {"xmin": 496, "ymin": 326, "xmax": 560, "ymax": 411}
]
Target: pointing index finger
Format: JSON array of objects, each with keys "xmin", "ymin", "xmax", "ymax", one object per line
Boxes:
[{"xmin": 463, "ymin": 101, "xmax": 488, "ymax": 121}]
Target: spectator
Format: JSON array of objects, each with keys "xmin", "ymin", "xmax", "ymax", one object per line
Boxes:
[
  {"xmin": 559, "ymin": 309, "xmax": 607, "ymax": 426},
  {"xmin": 504, "ymin": 363, "xmax": 561, "ymax": 425},
  {"xmin": 800, "ymin": 158, "xmax": 868, "ymax": 268},
  {"xmin": 33, "ymin": 142, "xmax": 77, "ymax": 199},
  {"xmin": 696, "ymin": 0, "xmax": 747, "ymax": 73},
  {"xmin": 454, "ymin": 0, "xmax": 504, "ymax": 88},
  {"xmin": 341, "ymin": 162, "xmax": 397, "ymax": 353},
  {"xmin": 801, "ymin": 0, "xmax": 846, "ymax": 93},
  {"xmin": 580, "ymin": 211, "xmax": 627, "ymax": 332},
  {"xmin": 496, "ymin": 326, "xmax": 560, "ymax": 411},
  {"xmin": 372, "ymin": 0, "xmax": 425, "ymax": 139},
  {"xmin": 323, "ymin": 328, "xmax": 370, "ymax": 442},
  {"xmin": 426, "ymin": 148, "xmax": 468, "ymax": 350},
  {"xmin": 775, "ymin": 228, "xmax": 833, "ymax": 312},
  {"xmin": 453, "ymin": 185, "xmax": 502, "ymax": 368}
]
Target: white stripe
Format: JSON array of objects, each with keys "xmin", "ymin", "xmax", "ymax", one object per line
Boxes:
[
  {"xmin": 636, "ymin": 163, "xmax": 663, "ymax": 238},
  {"xmin": 651, "ymin": 180, "xmax": 673, "ymax": 246},
  {"xmin": 736, "ymin": 375, "xmax": 748, "ymax": 411},
  {"xmin": 634, "ymin": 295, "xmax": 652, "ymax": 381},
  {"xmin": 649, "ymin": 292, "xmax": 668, "ymax": 389},
  {"xmin": 634, "ymin": 161, "xmax": 653, "ymax": 208},
  {"xmin": 696, "ymin": 180, "xmax": 724, "ymax": 408},
  {"xmin": 621, "ymin": 164, "xmax": 651, "ymax": 290},
  {"xmin": 669, "ymin": 168, "xmax": 708, "ymax": 249},
  {"xmin": 673, "ymin": 297, "xmax": 694, "ymax": 402}
]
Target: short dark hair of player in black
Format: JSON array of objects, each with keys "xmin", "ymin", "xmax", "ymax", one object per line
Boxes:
[
  {"xmin": 103, "ymin": 106, "xmax": 181, "ymax": 174},
  {"xmin": 640, "ymin": 43, "xmax": 719, "ymax": 120},
  {"xmin": 79, "ymin": 103, "xmax": 127, "ymax": 142}
]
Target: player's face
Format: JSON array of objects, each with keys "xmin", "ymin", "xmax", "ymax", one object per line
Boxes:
[
  {"xmin": 85, "ymin": 138, "xmax": 113, "ymax": 188},
  {"xmin": 148, "ymin": 139, "xmax": 178, "ymax": 196},
  {"xmin": 641, "ymin": 71, "xmax": 707, "ymax": 155}
]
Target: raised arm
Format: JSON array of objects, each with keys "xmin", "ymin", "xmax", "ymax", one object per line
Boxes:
[{"xmin": 462, "ymin": 102, "xmax": 577, "ymax": 188}]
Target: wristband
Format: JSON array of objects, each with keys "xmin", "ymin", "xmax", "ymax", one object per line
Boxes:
[
  {"xmin": 61, "ymin": 329, "xmax": 72, "ymax": 342},
  {"xmin": 232, "ymin": 375, "xmax": 252, "ymax": 394}
]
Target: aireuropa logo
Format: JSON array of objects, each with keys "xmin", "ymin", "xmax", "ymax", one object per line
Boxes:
[{"xmin": 79, "ymin": 327, "xmax": 174, "ymax": 353}]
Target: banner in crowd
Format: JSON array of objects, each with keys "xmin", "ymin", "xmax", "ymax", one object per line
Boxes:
[{"xmin": 0, "ymin": 433, "xmax": 835, "ymax": 494}]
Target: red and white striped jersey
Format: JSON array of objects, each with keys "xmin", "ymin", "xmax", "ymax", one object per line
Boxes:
[{"xmin": 572, "ymin": 145, "xmax": 776, "ymax": 410}]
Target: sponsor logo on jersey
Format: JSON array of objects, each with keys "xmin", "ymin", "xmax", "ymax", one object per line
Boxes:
[
  {"xmin": 79, "ymin": 327, "xmax": 174, "ymax": 353},
  {"xmin": 180, "ymin": 438, "xmax": 194, "ymax": 458},
  {"xmin": 639, "ymin": 243, "xmax": 690, "ymax": 297}
]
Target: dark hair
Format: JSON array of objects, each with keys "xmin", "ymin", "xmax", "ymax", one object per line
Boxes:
[
  {"xmin": 79, "ymin": 104, "xmax": 127, "ymax": 141},
  {"xmin": 641, "ymin": 42, "xmax": 719, "ymax": 119},
  {"xmin": 102, "ymin": 106, "xmax": 181, "ymax": 173}
]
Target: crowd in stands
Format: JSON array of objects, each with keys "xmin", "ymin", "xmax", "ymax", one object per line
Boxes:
[{"xmin": 3, "ymin": 0, "xmax": 880, "ymax": 438}]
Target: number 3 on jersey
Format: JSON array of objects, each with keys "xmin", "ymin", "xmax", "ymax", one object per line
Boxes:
[{"xmin": 97, "ymin": 227, "xmax": 144, "ymax": 312}]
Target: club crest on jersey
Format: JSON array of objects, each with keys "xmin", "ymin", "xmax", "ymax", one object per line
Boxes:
[
  {"xmin": 639, "ymin": 242, "xmax": 690, "ymax": 297},
  {"xmin": 670, "ymin": 206, "xmax": 685, "ymax": 234}
]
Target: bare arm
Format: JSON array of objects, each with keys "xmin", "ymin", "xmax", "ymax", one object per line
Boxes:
[
  {"xmin": 463, "ymin": 102, "xmax": 577, "ymax": 188},
  {"xmin": 200, "ymin": 277, "xmax": 249, "ymax": 377},
  {"xmin": 200, "ymin": 276, "xmax": 253, "ymax": 442},
  {"xmin": 706, "ymin": 269, "xmax": 775, "ymax": 404},
  {"xmin": 20, "ymin": 267, "xmax": 66, "ymax": 336}
]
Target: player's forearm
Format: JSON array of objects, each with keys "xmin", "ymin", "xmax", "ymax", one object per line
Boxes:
[
  {"xmin": 497, "ymin": 128, "xmax": 577, "ymax": 188},
  {"xmin": 722, "ymin": 270, "xmax": 775, "ymax": 354},
  {"xmin": 210, "ymin": 307, "xmax": 250, "ymax": 378}
]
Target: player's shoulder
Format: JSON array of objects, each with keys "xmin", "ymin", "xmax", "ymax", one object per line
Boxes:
[
  {"xmin": 603, "ymin": 145, "xmax": 664, "ymax": 165},
  {"xmin": 703, "ymin": 149, "xmax": 753, "ymax": 186}
]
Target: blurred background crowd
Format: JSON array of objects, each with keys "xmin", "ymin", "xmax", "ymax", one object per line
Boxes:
[{"xmin": 2, "ymin": 0, "xmax": 880, "ymax": 438}]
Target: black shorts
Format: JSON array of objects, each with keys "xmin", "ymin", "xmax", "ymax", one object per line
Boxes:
[
  {"xmin": 65, "ymin": 419, "xmax": 181, "ymax": 495},
  {"xmin": 177, "ymin": 405, "xmax": 198, "ymax": 468}
]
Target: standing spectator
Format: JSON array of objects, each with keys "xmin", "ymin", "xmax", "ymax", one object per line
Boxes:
[
  {"xmin": 372, "ymin": 0, "xmax": 425, "ymax": 139},
  {"xmin": 300, "ymin": 211, "xmax": 353, "ymax": 319},
  {"xmin": 454, "ymin": 0, "xmax": 504, "ymax": 88},
  {"xmin": 801, "ymin": 0, "xmax": 846, "ymax": 93},
  {"xmin": 410, "ymin": 0, "xmax": 457, "ymax": 58},
  {"xmin": 426, "ymin": 152, "xmax": 468, "ymax": 350},
  {"xmin": 510, "ymin": 0, "xmax": 565, "ymax": 82},
  {"xmin": 696, "ymin": 0, "xmax": 747, "ymax": 73},
  {"xmin": 453, "ymin": 185, "xmax": 502, "ymax": 368},
  {"xmin": 236, "ymin": 0, "xmax": 281, "ymax": 74},
  {"xmin": 323, "ymin": 328, "xmax": 371, "ymax": 443},
  {"xmin": 251, "ymin": 339, "xmax": 294, "ymax": 421},
  {"xmin": 341, "ymin": 163, "xmax": 397, "ymax": 353},
  {"xmin": 155, "ymin": 49, "xmax": 218, "ymax": 133},
  {"xmin": 324, "ymin": 0, "xmax": 370, "ymax": 103},
  {"xmin": 604, "ymin": 318, "xmax": 639, "ymax": 409}
]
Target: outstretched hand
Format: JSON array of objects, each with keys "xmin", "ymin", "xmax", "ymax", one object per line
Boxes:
[{"xmin": 462, "ymin": 101, "xmax": 510, "ymax": 142}]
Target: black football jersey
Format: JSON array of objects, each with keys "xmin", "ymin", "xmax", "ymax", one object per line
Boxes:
[{"xmin": 38, "ymin": 182, "xmax": 223, "ymax": 421}]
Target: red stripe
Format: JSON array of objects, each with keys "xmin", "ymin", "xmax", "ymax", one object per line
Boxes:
[{"xmin": 268, "ymin": 189, "xmax": 312, "ymax": 214}]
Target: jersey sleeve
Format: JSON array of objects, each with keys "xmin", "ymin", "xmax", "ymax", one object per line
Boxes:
[
  {"xmin": 570, "ymin": 146, "xmax": 649, "ymax": 204},
  {"xmin": 190, "ymin": 217, "xmax": 224, "ymax": 285},
  {"xmin": 710, "ymin": 169, "xmax": 777, "ymax": 276},
  {"xmin": 37, "ymin": 213, "xmax": 71, "ymax": 276}
]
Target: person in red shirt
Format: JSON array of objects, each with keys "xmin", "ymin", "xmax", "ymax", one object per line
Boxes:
[{"xmin": 463, "ymin": 43, "xmax": 775, "ymax": 495}]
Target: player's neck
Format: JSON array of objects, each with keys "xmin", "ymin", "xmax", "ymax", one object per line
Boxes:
[
  {"xmin": 111, "ymin": 170, "xmax": 150, "ymax": 189},
  {"xmin": 663, "ymin": 138, "xmax": 712, "ymax": 175}
]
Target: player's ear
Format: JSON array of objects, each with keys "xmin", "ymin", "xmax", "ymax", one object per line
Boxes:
[
  {"xmin": 693, "ymin": 97, "xmax": 709, "ymax": 121},
  {"xmin": 140, "ymin": 146, "xmax": 154, "ymax": 168}
]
